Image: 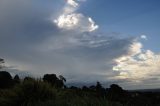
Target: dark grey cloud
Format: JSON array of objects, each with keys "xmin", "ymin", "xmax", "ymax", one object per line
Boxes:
[{"xmin": 0, "ymin": 0, "xmax": 61, "ymax": 61}]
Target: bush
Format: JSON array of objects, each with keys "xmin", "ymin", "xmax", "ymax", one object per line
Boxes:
[
  {"xmin": 0, "ymin": 71, "xmax": 13, "ymax": 89},
  {"xmin": 0, "ymin": 80, "xmax": 56, "ymax": 106}
]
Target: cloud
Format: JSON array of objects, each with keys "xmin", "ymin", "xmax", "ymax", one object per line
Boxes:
[
  {"xmin": 0, "ymin": 1, "xmax": 116, "ymax": 82},
  {"xmin": 0, "ymin": 0, "xmax": 160, "ymax": 89},
  {"xmin": 141, "ymin": 35, "xmax": 147, "ymax": 40},
  {"xmin": 54, "ymin": 14, "xmax": 98, "ymax": 32},
  {"xmin": 67, "ymin": 0, "xmax": 78, "ymax": 7},
  {"xmin": 39, "ymin": 31, "xmax": 135, "ymax": 84},
  {"xmin": 54, "ymin": 0, "xmax": 98, "ymax": 32},
  {"xmin": 128, "ymin": 41, "xmax": 142, "ymax": 56},
  {"xmin": 88, "ymin": 18, "xmax": 99, "ymax": 32},
  {"xmin": 0, "ymin": 0, "xmax": 61, "ymax": 74},
  {"xmin": 113, "ymin": 40, "xmax": 160, "ymax": 83}
]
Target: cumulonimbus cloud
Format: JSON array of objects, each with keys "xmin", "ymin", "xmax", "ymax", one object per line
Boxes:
[{"xmin": 0, "ymin": 0, "xmax": 160, "ymax": 89}]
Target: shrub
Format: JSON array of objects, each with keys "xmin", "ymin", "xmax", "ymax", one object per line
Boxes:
[{"xmin": 0, "ymin": 80, "xmax": 56, "ymax": 106}]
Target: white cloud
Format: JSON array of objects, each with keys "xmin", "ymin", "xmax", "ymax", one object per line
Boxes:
[
  {"xmin": 54, "ymin": 0, "xmax": 98, "ymax": 32},
  {"xmin": 141, "ymin": 35, "xmax": 147, "ymax": 40},
  {"xmin": 67, "ymin": 0, "xmax": 78, "ymax": 7},
  {"xmin": 128, "ymin": 41, "xmax": 142, "ymax": 56},
  {"xmin": 113, "ymin": 40, "xmax": 160, "ymax": 82},
  {"xmin": 54, "ymin": 14, "xmax": 79, "ymax": 29},
  {"xmin": 54, "ymin": 14, "xmax": 99, "ymax": 32},
  {"xmin": 88, "ymin": 17, "xmax": 99, "ymax": 32}
]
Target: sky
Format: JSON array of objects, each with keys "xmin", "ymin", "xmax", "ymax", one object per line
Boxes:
[{"xmin": 0, "ymin": 0, "xmax": 160, "ymax": 89}]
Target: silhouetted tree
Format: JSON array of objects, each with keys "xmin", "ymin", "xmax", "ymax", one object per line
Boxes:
[
  {"xmin": 70, "ymin": 86, "xmax": 79, "ymax": 90},
  {"xmin": 56, "ymin": 75, "xmax": 66, "ymax": 88},
  {"xmin": 0, "ymin": 58, "xmax": 4, "ymax": 69},
  {"xmin": 43, "ymin": 74, "xmax": 66, "ymax": 88},
  {"xmin": 107, "ymin": 84, "xmax": 126, "ymax": 102},
  {"xmin": 95, "ymin": 82, "xmax": 106, "ymax": 98},
  {"xmin": 110, "ymin": 84, "xmax": 123, "ymax": 91},
  {"xmin": 14, "ymin": 74, "xmax": 20, "ymax": 84},
  {"xmin": 24, "ymin": 76, "xmax": 34, "ymax": 82},
  {"xmin": 82, "ymin": 86, "xmax": 89, "ymax": 91},
  {"xmin": 0, "ymin": 71, "xmax": 13, "ymax": 88},
  {"xmin": 56, "ymin": 79, "xmax": 63, "ymax": 88},
  {"xmin": 43, "ymin": 74, "xmax": 58, "ymax": 86},
  {"xmin": 59, "ymin": 75, "xmax": 66, "ymax": 82},
  {"xmin": 89, "ymin": 85, "xmax": 96, "ymax": 91},
  {"xmin": 96, "ymin": 82, "xmax": 102, "ymax": 91}
]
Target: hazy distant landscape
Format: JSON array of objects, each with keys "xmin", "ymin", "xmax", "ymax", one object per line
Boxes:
[{"xmin": 0, "ymin": 0, "xmax": 160, "ymax": 106}]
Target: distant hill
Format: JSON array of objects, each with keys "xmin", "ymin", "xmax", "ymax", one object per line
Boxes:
[{"xmin": 129, "ymin": 88, "xmax": 160, "ymax": 93}]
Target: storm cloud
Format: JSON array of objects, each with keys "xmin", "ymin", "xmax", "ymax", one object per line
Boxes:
[{"xmin": 0, "ymin": 0, "xmax": 160, "ymax": 89}]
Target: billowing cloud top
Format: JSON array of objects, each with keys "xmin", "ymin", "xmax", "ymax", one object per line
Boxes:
[
  {"xmin": 0, "ymin": 0, "xmax": 160, "ymax": 89},
  {"xmin": 113, "ymin": 40, "xmax": 160, "ymax": 82},
  {"xmin": 67, "ymin": 0, "xmax": 78, "ymax": 7},
  {"xmin": 54, "ymin": 0, "xmax": 98, "ymax": 32}
]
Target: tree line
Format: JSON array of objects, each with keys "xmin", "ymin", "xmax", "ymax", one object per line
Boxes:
[{"xmin": 1, "ymin": 58, "xmax": 160, "ymax": 106}]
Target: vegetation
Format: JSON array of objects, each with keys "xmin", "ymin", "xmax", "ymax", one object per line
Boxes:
[
  {"xmin": 0, "ymin": 71, "xmax": 120, "ymax": 106},
  {"xmin": 0, "ymin": 59, "xmax": 160, "ymax": 106}
]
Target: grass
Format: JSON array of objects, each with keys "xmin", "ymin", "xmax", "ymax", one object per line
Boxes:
[{"xmin": 0, "ymin": 79, "xmax": 124, "ymax": 106}]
